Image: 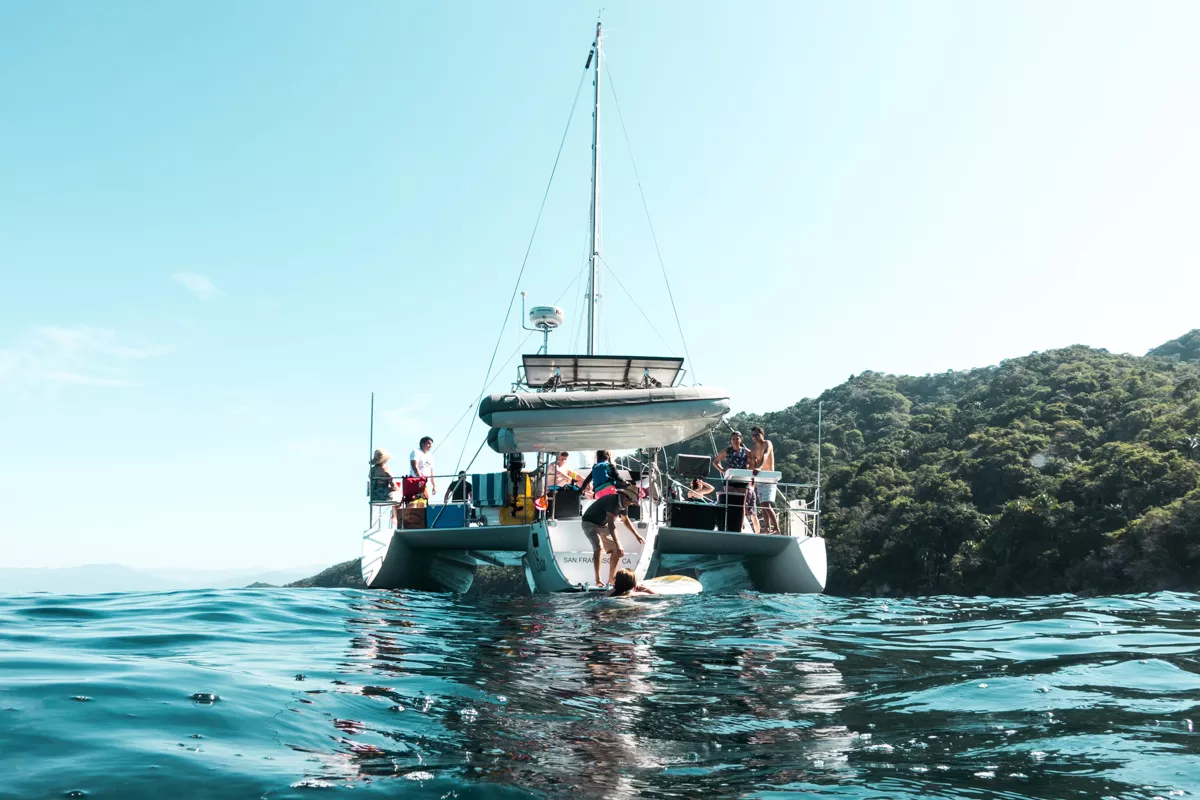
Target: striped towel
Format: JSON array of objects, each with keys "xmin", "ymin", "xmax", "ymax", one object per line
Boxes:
[{"xmin": 472, "ymin": 473, "xmax": 506, "ymax": 507}]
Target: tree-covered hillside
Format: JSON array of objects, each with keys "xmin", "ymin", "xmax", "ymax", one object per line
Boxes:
[
  {"xmin": 689, "ymin": 331, "xmax": 1200, "ymax": 596},
  {"xmin": 1147, "ymin": 329, "xmax": 1200, "ymax": 363}
]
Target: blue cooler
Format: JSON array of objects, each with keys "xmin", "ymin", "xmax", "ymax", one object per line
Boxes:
[{"xmin": 427, "ymin": 504, "xmax": 467, "ymax": 529}]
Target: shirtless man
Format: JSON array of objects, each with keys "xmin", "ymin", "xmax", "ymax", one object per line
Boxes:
[
  {"xmin": 750, "ymin": 426, "xmax": 780, "ymax": 533},
  {"xmin": 547, "ymin": 451, "xmax": 580, "ymax": 491}
]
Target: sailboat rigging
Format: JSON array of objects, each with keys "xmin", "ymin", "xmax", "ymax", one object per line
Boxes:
[{"xmin": 359, "ymin": 23, "xmax": 827, "ymax": 595}]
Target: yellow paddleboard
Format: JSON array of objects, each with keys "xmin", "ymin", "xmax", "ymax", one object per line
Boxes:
[{"xmin": 641, "ymin": 575, "xmax": 702, "ymax": 596}]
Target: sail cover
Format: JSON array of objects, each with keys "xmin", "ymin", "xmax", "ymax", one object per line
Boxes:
[{"xmin": 480, "ymin": 386, "xmax": 729, "ymax": 453}]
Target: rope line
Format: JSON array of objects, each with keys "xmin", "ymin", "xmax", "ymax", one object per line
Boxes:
[
  {"xmin": 569, "ymin": 208, "xmax": 593, "ymax": 353},
  {"xmin": 463, "ymin": 435, "xmax": 490, "ymax": 474},
  {"xmin": 452, "ymin": 67, "xmax": 590, "ymax": 475},
  {"xmin": 598, "ymin": 255, "xmax": 676, "ymax": 355},
  {"xmin": 604, "ymin": 59, "xmax": 699, "ymax": 383}
]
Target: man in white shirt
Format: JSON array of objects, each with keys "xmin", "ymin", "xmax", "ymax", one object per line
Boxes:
[{"xmin": 409, "ymin": 436, "xmax": 436, "ymax": 499}]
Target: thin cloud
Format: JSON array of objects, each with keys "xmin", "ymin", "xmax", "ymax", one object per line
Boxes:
[
  {"xmin": 381, "ymin": 394, "xmax": 434, "ymax": 430},
  {"xmin": 380, "ymin": 394, "xmax": 437, "ymax": 451},
  {"xmin": 36, "ymin": 326, "xmax": 170, "ymax": 359},
  {"xmin": 0, "ymin": 350, "xmax": 18, "ymax": 381},
  {"xmin": 172, "ymin": 272, "xmax": 218, "ymax": 301},
  {"xmin": 284, "ymin": 436, "xmax": 339, "ymax": 456},
  {"xmin": 0, "ymin": 326, "xmax": 168, "ymax": 391},
  {"xmin": 43, "ymin": 372, "xmax": 137, "ymax": 387}
]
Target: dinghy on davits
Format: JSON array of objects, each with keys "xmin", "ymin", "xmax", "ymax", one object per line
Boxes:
[
  {"xmin": 481, "ymin": 385, "xmax": 730, "ymax": 453},
  {"xmin": 480, "ymin": 354, "xmax": 729, "ymax": 453}
]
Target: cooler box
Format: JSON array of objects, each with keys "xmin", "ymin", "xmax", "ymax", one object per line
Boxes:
[
  {"xmin": 426, "ymin": 504, "xmax": 467, "ymax": 529},
  {"xmin": 399, "ymin": 505, "xmax": 427, "ymax": 529}
]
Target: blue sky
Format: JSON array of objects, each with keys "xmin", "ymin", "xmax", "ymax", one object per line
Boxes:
[{"xmin": 2, "ymin": 1, "xmax": 1198, "ymax": 570}]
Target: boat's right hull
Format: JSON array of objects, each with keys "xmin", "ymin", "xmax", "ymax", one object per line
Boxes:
[{"xmin": 647, "ymin": 528, "xmax": 826, "ymax": 594}]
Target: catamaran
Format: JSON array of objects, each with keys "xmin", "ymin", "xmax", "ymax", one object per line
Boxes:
[{"xmin": 361, "ymin": 23, "xmax": 826, "ymax": 595}]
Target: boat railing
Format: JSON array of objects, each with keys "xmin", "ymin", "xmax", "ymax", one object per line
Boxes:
[{"xmin": 667, "ymin": 475, "xmax": 820, "ymax": 538}]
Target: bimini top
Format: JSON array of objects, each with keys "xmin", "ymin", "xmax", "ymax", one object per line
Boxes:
[
  {"xmin": 480, "ymin": 385, "xmax": 730, "ymax": 453},
  {"xmin": 521, "ymin": 354, "xmax": 684, "ymax": 390}
]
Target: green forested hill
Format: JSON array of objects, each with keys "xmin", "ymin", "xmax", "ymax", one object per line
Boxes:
[
  {"xmin": 693, "ymin": 331, "xmax": 1200, "ymax": 596},
  {"xmin": 1147, "ymin": 329, "xmax": 1200, "ymax": 363}
]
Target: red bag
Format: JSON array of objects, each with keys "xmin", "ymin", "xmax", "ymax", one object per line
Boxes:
[{"xmin": 401, "ymin": 476, "xmax": 428, "ymax": 502}]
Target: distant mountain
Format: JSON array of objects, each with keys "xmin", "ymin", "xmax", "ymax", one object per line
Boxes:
[
  {"xmin": 0, "ymin": 564, "xmax": 180, "ymax": 595},
  {"xmin": 144, "ymin": 566, "xmax": 326, "ymax": 589},
  {"xmin": 1147, "ymin": 329, "xmax": 1200, "ymax": 363},
  {"xmin": 284, "ymin": 560, "xmax": 527, "ymax": 595},
  {"xmin": 286, "ymin": 560, "xmax": 366, "ymax": 588},
  {"xmin": 0, "ymin": 564, "xmax": 329, "ymax": 595}
]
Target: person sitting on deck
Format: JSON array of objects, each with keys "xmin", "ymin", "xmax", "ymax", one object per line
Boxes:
[
  {"xmin": 547, "ymin": 452, "xmax": 581, "ymax": 492},
  {"xmin": 686, "ymin": 478, "xmax": 715, "ymax": 502},
  {"xmin": 579, "ymin": 450, "xmax": 624, "ymax": 499},
  {"xmin": 368, "ymin": 449, "xmax": 400, "ymax": 526},
  {"xmin": 607, "ymin": 568, "xmax": 655, "ymax": 597},
  {"xmin": 581, "ymin": 485, "xmax": 643, "ymax": 589}
]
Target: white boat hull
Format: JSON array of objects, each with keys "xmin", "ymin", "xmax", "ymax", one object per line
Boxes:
[{"xmin": 361, "ymin": 506, "xmax": 826, "ymax": 595}]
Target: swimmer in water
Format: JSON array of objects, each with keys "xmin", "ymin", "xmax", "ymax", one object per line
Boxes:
[{"xmin": 607, "ymin": 568, "xmax": 655, "ymax": 597}]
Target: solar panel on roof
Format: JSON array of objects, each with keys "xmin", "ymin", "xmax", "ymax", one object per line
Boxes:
[{"xmin": 522, "ymin": 354, "xmax": 684, "ymax": 388}]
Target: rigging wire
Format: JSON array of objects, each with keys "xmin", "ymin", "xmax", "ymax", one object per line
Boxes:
[
  {"xmin": 451, "ymin": 66, "xmax": 590, "ymax": 475},
  {"xmin": 598, "ymin": 255, "xmax": 676, "ymax": 355},
  {"xmin": 604, "ymin": 59, "xmax": 699, "ymax": 383},
  {"xmin": 436, "ymin": 265, "xmax": 587, "ymax": 455},
  {"xmin": 568, "ymin": 262, "xmax": 588, "ymax": 353},
  {"xmin": 568, "ymin": 208, "xmax": 593, "ymax": 353}
]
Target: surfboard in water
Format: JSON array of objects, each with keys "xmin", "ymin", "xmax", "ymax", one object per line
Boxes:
[{"xmin": 641, "ymin": 575, "xmax": 702, "ymax": 596}]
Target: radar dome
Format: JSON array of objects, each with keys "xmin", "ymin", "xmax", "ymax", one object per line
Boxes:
[{"xmin": 529, "ymin": 306, "xmax": 565, "ymax": 331}]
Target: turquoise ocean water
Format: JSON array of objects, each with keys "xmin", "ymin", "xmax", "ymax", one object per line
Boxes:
[{"xmin": 1, "ymin": 589, "xmax": 1197, "ymax": 799}]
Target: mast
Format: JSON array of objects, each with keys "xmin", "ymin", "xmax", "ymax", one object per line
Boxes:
[{"xmin": 586, "ymin": 21, "xmax": 602, "ymax": 355}]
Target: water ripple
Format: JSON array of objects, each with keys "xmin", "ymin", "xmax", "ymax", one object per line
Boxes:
[{"xmin": 0, "ymin": 589, "xmax": 1197, "ymax": 798}]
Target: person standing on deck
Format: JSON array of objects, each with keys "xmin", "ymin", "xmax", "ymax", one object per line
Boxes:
[
  {"xmin": 581, "ymin": 485, "xmax": 644, "ymax": 588},
  {"xmin": 409, "ymin": 436, "xmax": 436, "ymax": 500},
  {"xmin": 712, "ymin": 432, "xmax": 751, "ymax": 477},
  {"xmin": 579, "ymin": 450, "xmax": 622, "ymax": 499},
  {"xmin": 713, "ymin": 431, "xmax": 753, "ymax": 529},
  {"xmin": 444, "ymin": 471, "xmax": 472, "ymax": 504},
  {"xmin": 750, "ymin": 426, "xmax": 780, "ymax": 534}
]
